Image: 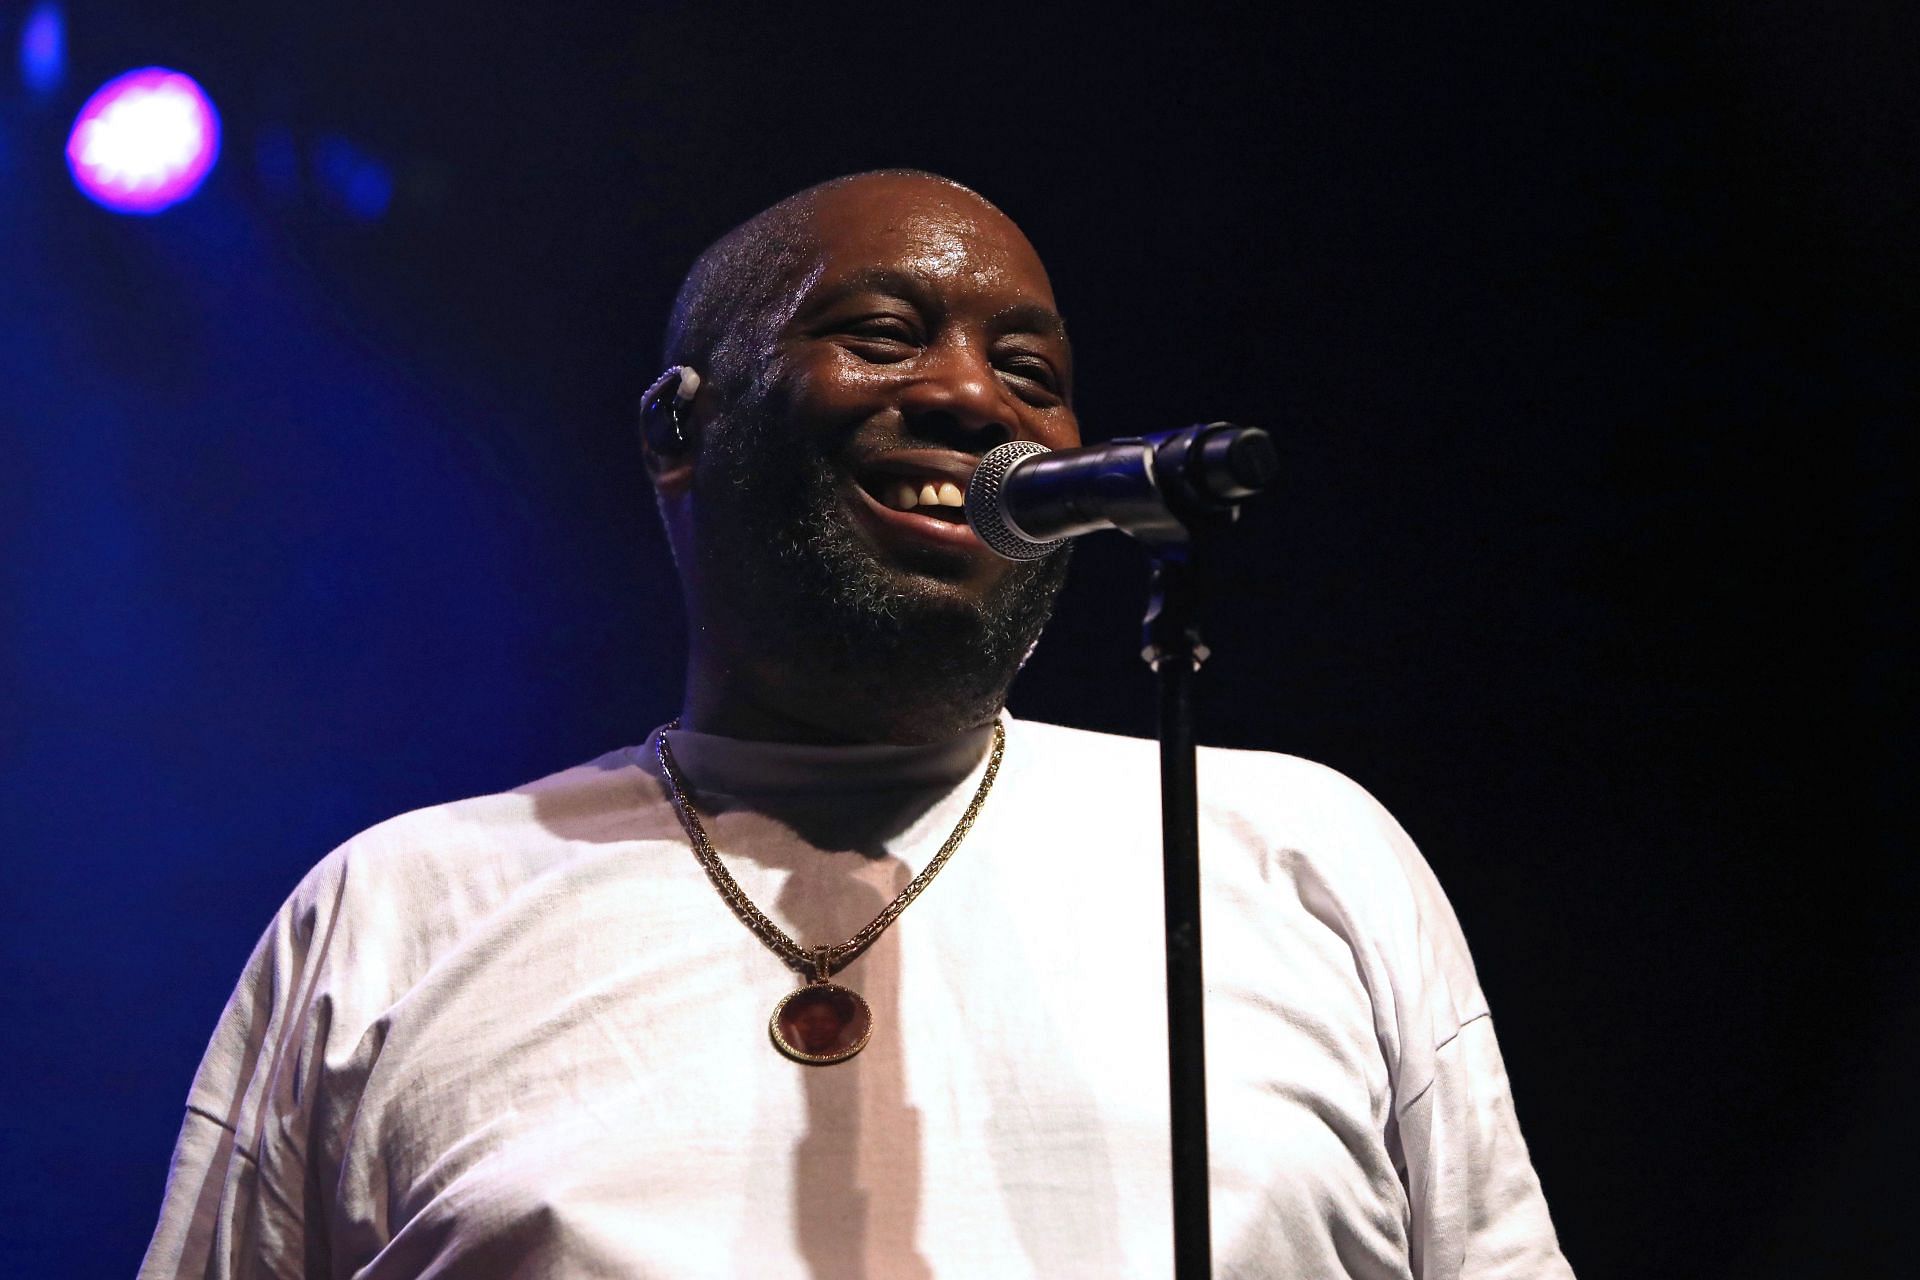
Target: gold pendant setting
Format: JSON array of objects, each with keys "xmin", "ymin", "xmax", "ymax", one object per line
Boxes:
[{"xmin": 770, "ymin": 981, "xmax": 872, "ymax": 1065}]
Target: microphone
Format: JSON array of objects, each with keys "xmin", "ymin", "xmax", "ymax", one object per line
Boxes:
[{"xmin": 964, "ymin": 423, "xmax": 1277, "ymax": 561}]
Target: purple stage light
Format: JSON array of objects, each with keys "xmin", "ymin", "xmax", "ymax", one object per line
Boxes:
[{"xmin": 67, "ymin": 68, "xmax": 220, "ymax": 214}]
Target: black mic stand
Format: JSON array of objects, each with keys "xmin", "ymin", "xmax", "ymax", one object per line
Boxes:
[
  {"xmin": 1140, "ymin": 535, "xmax": 1215, "ymax": 1280},
  {"xmin": 974, "ymin": 420, "xmax": 1275, "ymax": 1278},
  {"xmin": 1124, "ymin": 423, "xmax": 1276, "ymax": 1280}
]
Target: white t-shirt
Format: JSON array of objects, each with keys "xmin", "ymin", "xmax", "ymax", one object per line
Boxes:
[{"xmin": 140, "ymin": 715, "xmax": 1572, "ymax": 1279}]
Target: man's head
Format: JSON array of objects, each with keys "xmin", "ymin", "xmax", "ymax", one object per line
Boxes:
[{"xmin": 647, "ymin": 170, "xmax": 1080, "ymax": 745}]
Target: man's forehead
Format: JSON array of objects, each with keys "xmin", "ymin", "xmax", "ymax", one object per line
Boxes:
[
  {"xmin": 799, "ymin": 180, "xmax": 1056, "ymax": 303},
  {"xmin": 806, "ymin": 172, "xmax": 1006, "ymax": 235}
]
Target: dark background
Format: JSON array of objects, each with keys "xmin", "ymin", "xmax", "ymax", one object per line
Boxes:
[{"xmin": 2, "ymin": 2, "xmax": 1911, "ymax": 1275}]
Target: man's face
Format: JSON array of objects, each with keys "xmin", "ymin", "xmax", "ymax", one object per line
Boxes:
[{"xmin": 686, "ymin": 177, "xmax": 1079, "ymax": 707}]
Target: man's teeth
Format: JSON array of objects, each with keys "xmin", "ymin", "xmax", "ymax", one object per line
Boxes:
[{"xmin": 884, "ymin": 480, "xmax": 967, "ymax": 512}]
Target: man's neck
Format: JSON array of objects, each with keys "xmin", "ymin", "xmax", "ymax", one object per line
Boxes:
[{"xmin": 680, "ymin": 645, "xmax": 1002, "ymax": 747}]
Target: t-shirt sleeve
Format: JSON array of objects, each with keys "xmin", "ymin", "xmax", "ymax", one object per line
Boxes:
[
  {"xmin": 1377, "ymin": 808, "xmax": 1576, "ymax": 1280},
  {"xmin": 1401, "ymin": 1015, "xmax": 1574, "ymax": 1279},
  {"xmin": 138, "ymin": 855, "xmax": 343, "ymax": 1280}
]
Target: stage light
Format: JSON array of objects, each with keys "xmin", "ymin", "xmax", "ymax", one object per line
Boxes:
[
  {"xmin": 19, "ymin": 2, "xmax": 65, "ymax": 95},
  {"xmin": 67, "ymin": 68, "xmax": 220, "ymax": 215}
]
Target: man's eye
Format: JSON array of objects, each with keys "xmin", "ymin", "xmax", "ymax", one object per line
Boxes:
[
  {"xmin": 831, "ymin": 316, "xmax": 919, "ymax": 365},
  {"xmin": 842, "ymin": 316, "xmax": 917, "ymax": 343},
  {"xmin": 999, "ymin": 358, "xmax": 1060, "ymax": 394}
]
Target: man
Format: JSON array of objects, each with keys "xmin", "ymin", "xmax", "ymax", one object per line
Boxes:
[{"xmin": 141, "ymin": 170, "xmax": 1573, "ymax": 1277}]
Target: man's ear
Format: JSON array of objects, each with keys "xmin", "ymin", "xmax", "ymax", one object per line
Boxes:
[
  {"xmin": 641, "ymin": 428, "xmax": 697, "ymax": 495},
  {"xmin": 639, "ymin": 366, "xmax": 701, "ymax": 494}
]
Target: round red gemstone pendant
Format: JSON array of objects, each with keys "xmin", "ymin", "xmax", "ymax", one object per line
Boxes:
[{"xmin": 770, "ymin": 982, "xmax": 873, "ymax": 1065}]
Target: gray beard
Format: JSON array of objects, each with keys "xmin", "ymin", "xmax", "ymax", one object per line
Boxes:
[{"xmin": 696, "ymin": 411, "xmax": 1070, "ymax": 733}]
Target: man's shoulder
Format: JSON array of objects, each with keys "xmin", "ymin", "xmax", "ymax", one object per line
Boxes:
[
  {"xmin": 1005, "ymin": 714, "xmax": 1385, "ymax": 815},
  {"xmin": 1004, "ymin": 714, "xmax": 1424, "ymax": 900},
  {"xmin": 294, "ymin": 744, "xmax": 671, "ymax": 915}
]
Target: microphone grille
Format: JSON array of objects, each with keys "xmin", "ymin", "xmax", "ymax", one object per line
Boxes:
[{"xmin": 965, "ymin": 440, "xmax": 1066, "ymax": 562}]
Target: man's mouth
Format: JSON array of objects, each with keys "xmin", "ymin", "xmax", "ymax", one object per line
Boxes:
[
  {"xmin": 844, "ymin": 450, "xmax": 989, "ymax": 552},
  {"xmin": 850, "ymin": 452, "xmax": 979, "ymax": 528},
  {"xmin": 866, "ymin": 476, "xmax": 967, "ymax": 522}
]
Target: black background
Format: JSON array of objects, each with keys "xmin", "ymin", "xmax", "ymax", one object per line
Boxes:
[{"xmin": 1, "ymin": 2, "xmax": 1911, "ymax": 1274}]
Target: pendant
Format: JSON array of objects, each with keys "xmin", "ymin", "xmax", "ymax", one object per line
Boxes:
[
  {"xmin": 770, "ymin": 948, "xmax": 872, "ymax": 1065},
  {"xmin": 771, "ymin": 982, "xmax": 871, "ymax": 1064}
]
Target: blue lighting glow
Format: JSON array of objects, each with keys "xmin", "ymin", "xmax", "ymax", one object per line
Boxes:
[
  {"xmin": 19, "ymin": 2, "xmax": 65, "ymax": 95},
  {"xmin": 313, "ymin": 134, "xmax": 394, "ymax": 221}
]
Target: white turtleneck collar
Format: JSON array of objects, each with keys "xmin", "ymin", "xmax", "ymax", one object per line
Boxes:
[{"xmin": 649, "ymin": 715, "xmax": 1000, "ymax": 798}]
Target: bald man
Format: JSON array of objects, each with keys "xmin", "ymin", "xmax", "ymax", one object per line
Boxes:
[
  {"xmin": 648, "ymin": 170, "xmax": 1079, "ymax": 747},
  {"xmin": 141, "ymin": 171, "xmax": 1573, "ymax": 1279}
]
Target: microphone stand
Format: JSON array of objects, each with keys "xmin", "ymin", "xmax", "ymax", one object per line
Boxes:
[
  {"xmin": 1140, "ymin": 537, "xmax": 1215, "ymax": 1280},
  {"xmin": 1121, "ymin": 424, "xmax": 1271, "ymax": 1279},
  {"xmin": 972, "ymin": 420, "xmax": 1275, "ymax": 1278}
]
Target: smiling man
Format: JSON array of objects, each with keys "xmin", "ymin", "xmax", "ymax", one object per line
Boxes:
[
  {"xmin": 654, "ymin": 170, "xmax": 1079, "ymax": 748},
  {"xmin": 141, "ymin": 171, "xmax": 1572, "ymax": 1279}
]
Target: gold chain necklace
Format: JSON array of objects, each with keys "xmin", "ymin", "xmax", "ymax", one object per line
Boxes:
[{"xmin": 652, "ymin": 719, "xmax": 1005, "ymax": 1065}]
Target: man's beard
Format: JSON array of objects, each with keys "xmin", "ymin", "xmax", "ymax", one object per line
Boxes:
[{"xmin": 695, "ymin": 409, "xmax": 1070, "ymax": 734}]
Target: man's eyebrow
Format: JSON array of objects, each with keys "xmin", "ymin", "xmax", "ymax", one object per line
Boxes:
[
  {"xmin": 798, "ymin": 266, "xmax": 934, "ymax": 312},
  {"xmin": 798, "ymin": 269, "xmax": 1070, "ymax": 347},
  {"xmin": 992, "ymin": 300, "xmax": 1071, "ymax": 347}
]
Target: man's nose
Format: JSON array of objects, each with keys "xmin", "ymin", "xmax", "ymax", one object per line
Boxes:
[{"xmin": 897, "ymin": 345, "xmax": 1017, "ymax": 450}]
